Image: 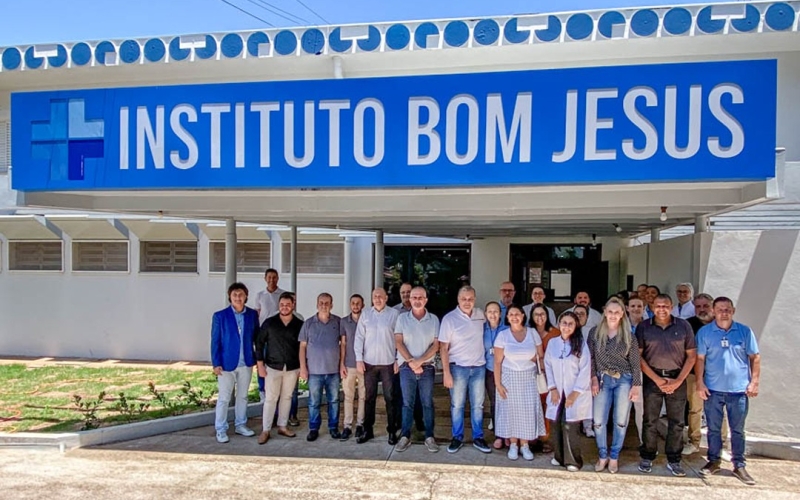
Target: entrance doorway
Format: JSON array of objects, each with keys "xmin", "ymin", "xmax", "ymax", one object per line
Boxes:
[
  {"xmin": 510, "ymin": 244, "xmax": 608, "ymax": 317},
  {"xmin": 384, "ymin": 245, "xmax": 471, "ymax": 318}
]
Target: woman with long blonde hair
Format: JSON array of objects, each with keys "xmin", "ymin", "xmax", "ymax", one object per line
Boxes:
[{"xmin": 587, "ymin": 297, "xmax": 642, "ymax": 473}]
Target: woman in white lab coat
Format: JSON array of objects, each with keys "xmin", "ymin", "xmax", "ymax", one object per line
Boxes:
[{"xmin": 545, "ymin": 311, "xmax": 592, "ymax": 472}]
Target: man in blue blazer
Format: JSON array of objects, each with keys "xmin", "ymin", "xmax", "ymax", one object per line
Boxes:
[{"xmin": 211, "ymin": 282, "xmax": 259, "ymax": 443}]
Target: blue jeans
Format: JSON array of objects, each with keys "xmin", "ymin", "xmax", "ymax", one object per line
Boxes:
[
  {"xmin": 400, "ymin": 364, "xmax": 435, "ymax": 438},
  {"xmin": 449, "ymin": 364, "xmax": 485, "ymax": 441},
  {"xmin": 705, "ymin": 391, "xmax": 748, "ymax": 468},
  {"xmin": 308, "ymin": 373, "xmax": 340, "ymax": 431},
  {"xmin": 593, "ymin": 373, "xmax": 633, "ymax": 460}
]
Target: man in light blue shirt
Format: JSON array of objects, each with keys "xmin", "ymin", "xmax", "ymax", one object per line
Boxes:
[{"xmin": 695, "ymin": 297, "xmax": 761, "ymax": 485}]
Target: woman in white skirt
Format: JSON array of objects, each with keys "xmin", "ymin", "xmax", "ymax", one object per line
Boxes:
[
  {"xmin": 493, "ymin": 304, "xmax": 546, "ymax": 461},
  {"xmin": 545, "ymin": 311, "xmax": 592, "ymax": 472}
]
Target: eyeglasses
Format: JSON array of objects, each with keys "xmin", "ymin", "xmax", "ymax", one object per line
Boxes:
[{"xmin": 500, "ymin": 289, "xmax": 515, "ymax": 293}]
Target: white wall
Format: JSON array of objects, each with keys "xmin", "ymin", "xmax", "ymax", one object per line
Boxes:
[
  {"xmin": 625, "ymin": 230, "xmax": 800, "ymax": 437},
  {"xmin": 470, "ymin": 238, "xmax": 511, "ymax": 309}
]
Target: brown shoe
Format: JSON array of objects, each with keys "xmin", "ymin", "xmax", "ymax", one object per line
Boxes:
[
  {"xmin": 277, "ymin": 427, "xmax": 297, "ymax": 438},
  {"xmin": 257, "ymin": 431, "xmax": 270, "ymax": 445}
]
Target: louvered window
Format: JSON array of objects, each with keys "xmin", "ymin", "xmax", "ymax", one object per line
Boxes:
[
  {"xmin": 73, "ymin": 241, "xmax": 129, "ymax": 272},
  {"xmin": 209, "ymin": 241, "xmax": 271, "ymax": 273},
  {"xmin": 9, "ymin": 241, "xmax": 63, "ymax": 271},
  {"xmin": 140, "ymin": 241, "xmax": 197, "ymax": 273},
  {"xmin": 0, "ymin": 121, "xmax": 10, "ymax": 172},
  {"xmin": 281, "ymin": 242, "xmax": 344, "ymax": 274}
]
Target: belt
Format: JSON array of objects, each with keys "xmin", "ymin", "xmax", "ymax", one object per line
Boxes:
[{"xmin": 652, "ymin": 368, "xmax": 681, "ymax": 378}]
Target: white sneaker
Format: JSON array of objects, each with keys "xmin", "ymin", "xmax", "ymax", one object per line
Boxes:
[
  {"xmin": 721, "ymin": 449, "xmax": 732, "ymax": 462},
  {"xmin": 567, "ymin": 465, "xmax": 580, "ymax": 472},
  {"xmin": 521, "ymin": 445, "xmax": 534, "ymax": 461},
  {"xmin": 216, "ymin": 430, "xmax": 229, "ymax": 443},
  {"xmin": 585, "ymin": 428, "xmax": 596, "ymax": 438},
  {"xmin": 682, "ymin": 443, "xmax": 699, "ymax": 455},
  {"xmin": 551, "ymin": 458, "xmax": 560, "ymax": 466},
  {"xmin": 507, "ymin": 444, "xmax": 519, "ymax": 461},
  {"xmin": 235, "ymin": 425, "xmax": 255, "ymax": 437}
]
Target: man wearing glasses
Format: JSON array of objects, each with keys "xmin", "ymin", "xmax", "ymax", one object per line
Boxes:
[{"xmin": 498, "ymin": 282, "xmax": 516, "ymax": 320}]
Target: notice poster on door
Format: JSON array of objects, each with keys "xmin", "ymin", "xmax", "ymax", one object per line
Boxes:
[
  {"xmin": 527, "ymin": 262, "xmax": 543, "ymax": 284},
  {"xmin": 551, "ymin": 271, "xmax": 572, "ymax": 299}
]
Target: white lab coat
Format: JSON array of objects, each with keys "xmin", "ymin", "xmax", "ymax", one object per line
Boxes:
[{"xmin": 544, "ymin": 336, "xmax": 592, "ymax": 422}]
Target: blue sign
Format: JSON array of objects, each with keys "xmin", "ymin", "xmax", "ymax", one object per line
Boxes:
[{"xmin": 11, "ymin": 60, "xmax": 776, "ymax": 191}]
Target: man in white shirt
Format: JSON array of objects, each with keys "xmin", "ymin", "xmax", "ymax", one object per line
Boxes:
[
  {"xmin": 522, "ymin": 286, "xmax": 557, "ymax": 326},
  {"xmin": 254, "ymin": 268, "xmax": 286, "ymax": 402},
  {"xmin": 354, "ymin": 288, "xmax": 400, "ymax": 444},
  {"xmin": 567, "ymin": 291, "xmax": 602, "ymax": 330},
  {"xmin": 439, "ymin": 285, "xmax": 492, "ymax": 454},
  {"xmin": 394, "ymin": 286, "xmax": 440, "ymax": 453},
  {"xmin": 672, "ymin": 283, "xmax": 696, "ymax": 319}
]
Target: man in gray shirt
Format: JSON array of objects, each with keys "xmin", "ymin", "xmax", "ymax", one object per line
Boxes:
[
  {"xmin": 339, "ymin": 294, "xmax": 366, "ymax": 441},
  {"xmin": 354, "ymin": 287, "xmax": 400, "ymax": 444},
  {"xmin": 299, "ymin": 293, "xmax": 343, "ymax": 442}
]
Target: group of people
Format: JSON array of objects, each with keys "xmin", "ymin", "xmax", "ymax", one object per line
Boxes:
[{"xmin": 210, "ymin": 270, "xmax": 761, "ymax": 486}]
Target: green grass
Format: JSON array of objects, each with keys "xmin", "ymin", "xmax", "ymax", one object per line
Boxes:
[{"xmin": 0, "ymin": 364, "xmax": 259, "ymax": 433}]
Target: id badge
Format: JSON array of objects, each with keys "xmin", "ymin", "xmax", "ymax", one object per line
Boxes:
[{"xmin": 721, "ymin": 339, "xmax": 729, "ymax": 348}]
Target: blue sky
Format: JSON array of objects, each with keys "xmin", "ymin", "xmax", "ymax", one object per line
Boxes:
[{"xmin": 0, "ymin": 0, "xmax": 731, "ymax": 46}]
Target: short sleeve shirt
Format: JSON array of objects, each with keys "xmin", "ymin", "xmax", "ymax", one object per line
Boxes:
[
  {"xmin": 395, "ymin": 310, "xmax": 439, "ymax": 364},
  {"xmin": 340, "ymin": 314, "xmax": 359, "ymax": 368},
  {"xmin": 493, "ymin": 327, "xmax": 541, "ymax": 371},
  {"xmin": 298, "ymin": 314, "xmax": 342, "ymax": 375},
  {"xmin": 635, "ymin": 317, "xmax": 696, "ymax": 370},
  {"xmin": 255, "ymin": 287, "xmax": 286, "ymax": 326},
  {"xmin": 696, "ymin": 321, "xmax": 759, "ymax": 393},
  {"xmin": 439, "ymin": 307, "xmax": 486, "ymax": 367}
]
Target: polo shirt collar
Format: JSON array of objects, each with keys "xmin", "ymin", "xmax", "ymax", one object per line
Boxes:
[{"xmin": 711, "ymin": 320, "xmax": 738, "ymax": 333}]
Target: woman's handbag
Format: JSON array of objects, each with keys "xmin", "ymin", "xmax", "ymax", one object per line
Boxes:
[{"xmin": 536, "ymin": 361, "xmax": 548, "ymax": 395}]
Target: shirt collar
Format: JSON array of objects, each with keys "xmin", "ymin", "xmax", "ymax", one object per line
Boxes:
[{"xmin": 231, "ymin": 305, "xmax": 246, "ymax": 315}]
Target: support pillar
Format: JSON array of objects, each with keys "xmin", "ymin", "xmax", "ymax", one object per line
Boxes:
[
  {"xmin": 343, "ymin": 236, "xmax": 353, "ymax": 315},
  {"xmin": 650, "ymin": 227, "xmax": 661, "ymax": 243},
  {"xmin": 374, "ymin": 230, "xmax": 384, "ymax": 289},
  {"xmin": 225, "ymin": 218, "xmax": 237, "ymax": 296},
  {"xmin": 290, "ymin": 225, "xmax": 298, "ymax": 293},
  {"xmin": 694, "ymin": 215, "xmax": 709, "ymax": 233}
]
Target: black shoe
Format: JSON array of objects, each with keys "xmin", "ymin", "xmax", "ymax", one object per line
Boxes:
[
  {"xmin": 288, "ymin": 416, "xmax": 300, "ymax": 427},
  {"xmin": 733, "ymin": 467, "xmax": 755, "ymax": 485},
  {"xmin": 306, "ymin": 430, "xmax": 319, "ymax": 442},
  {"xmin": 355, "ymin": 425, "xmax": 365, "ymax": 439},
  {"xmin": 699, "ymin": 460, "xmax": 721, "ymax": 476},
  {"xmin": 473, "ymin": 438, "xmax": 492, "ymax": 454},
  {"xmin": 340, "ymin": 428, "xmax": 352, "ymax": 441},
  {"xmin": 447, "ymin": 438, "xmax": 463, "ymax": 454},
  {"xmin": 638, "ymin": 459, "xmax": 652, "ymax": 473},
  {"xmin": 356, "ymin": 431, "xmax": 374, "ymax": 444},
  {"xmin": 329, "ymin": 428, "xmax": 342, "ymax": 440},
  {"xmin": 388, "ymin": 432, "xmax": 399, "ymax": 445}
]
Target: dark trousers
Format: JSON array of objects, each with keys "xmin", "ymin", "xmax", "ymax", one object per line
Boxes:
[
  {"xmin": 392, "ymin": 372, "xmax": 424, "ymax": 432},
  {"xmin": 640, "ymin": 377, "xmax": 687, "ymax": 463},
  {"xmin": 485, "ymin": 369, "xmax": 497, "ymax": 432},
  {"xmin": 550, "ymin": 394, "xmax": 582, "ymax": 468},
  {"xmin": 364, "ymin": 363, "xmax": 398, "ymax": 435}
]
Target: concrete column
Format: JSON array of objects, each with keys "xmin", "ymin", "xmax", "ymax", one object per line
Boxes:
[
  {"xmin": 225, "ymin": 218, "xmax": 237, "ymax": 291},
  {"xmin": 290, "ymin": 225, "xmax": 298, "ymax": 293},
  {"xmin": 343, "ymin": 236, "xmax": 353, "ymax": 315},
  {"xmin": 694, "ymin": 215, "xmax": 709, "ymax": 233},
  {"xmin": 374, "ymin": 230, "xmax": 384, "ymax": 289},
  {"xmin": 650, "ymin": 227, "xmax": 660, "ymax": 243}
]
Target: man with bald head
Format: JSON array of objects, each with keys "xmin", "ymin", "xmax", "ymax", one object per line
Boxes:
[
  {"xmin": 498, "ymin": 281, "xmax": 516, "ymax": 320},
  {"xmin": 354, "ymin": 287, "xmax": 401, "ymax": 444}
]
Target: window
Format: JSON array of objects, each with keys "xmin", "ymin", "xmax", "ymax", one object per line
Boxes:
[
  {"xmin": 140, "ymin": 241, "xmax": 197, "ymax": 273},
  {"xmin": 209, "ymin": 242, "xmax": 271, "ymax": 273},
  {"xmin": 9, "ymin": 241, "xmax": 63, "ymax": 271},
  {"xmin": 0, "ymin": 120, "xmax": 9, "ymax": 172},
  {"xmin": 73, "ymin": 241, "xmax": 129, "ymax": 272},
  {"xmin": 281, "ymin": 242, "xmax": 344, "ymax": 274}
]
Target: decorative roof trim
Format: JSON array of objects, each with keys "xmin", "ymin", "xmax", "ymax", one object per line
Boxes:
[{"xmin": 1, "ymin": 1, "xmax": 798, "ymax": 72}]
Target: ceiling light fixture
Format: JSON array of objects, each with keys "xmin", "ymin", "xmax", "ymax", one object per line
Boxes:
[
  {"xmin": 613, "ymin": 223, "xmax": 622, "ymax": 233},
  {"xmin": 660, "ymin": 206, "xmax": 668, "ymax": 222}
]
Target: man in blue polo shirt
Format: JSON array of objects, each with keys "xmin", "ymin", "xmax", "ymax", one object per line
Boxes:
[
  {"xmin": 695, "ymin": 297, "xmax": 761, "ymax": 486},
  {"xmin": 299, "ymin": 292, "xmax": 343, "ymax": 442}
]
